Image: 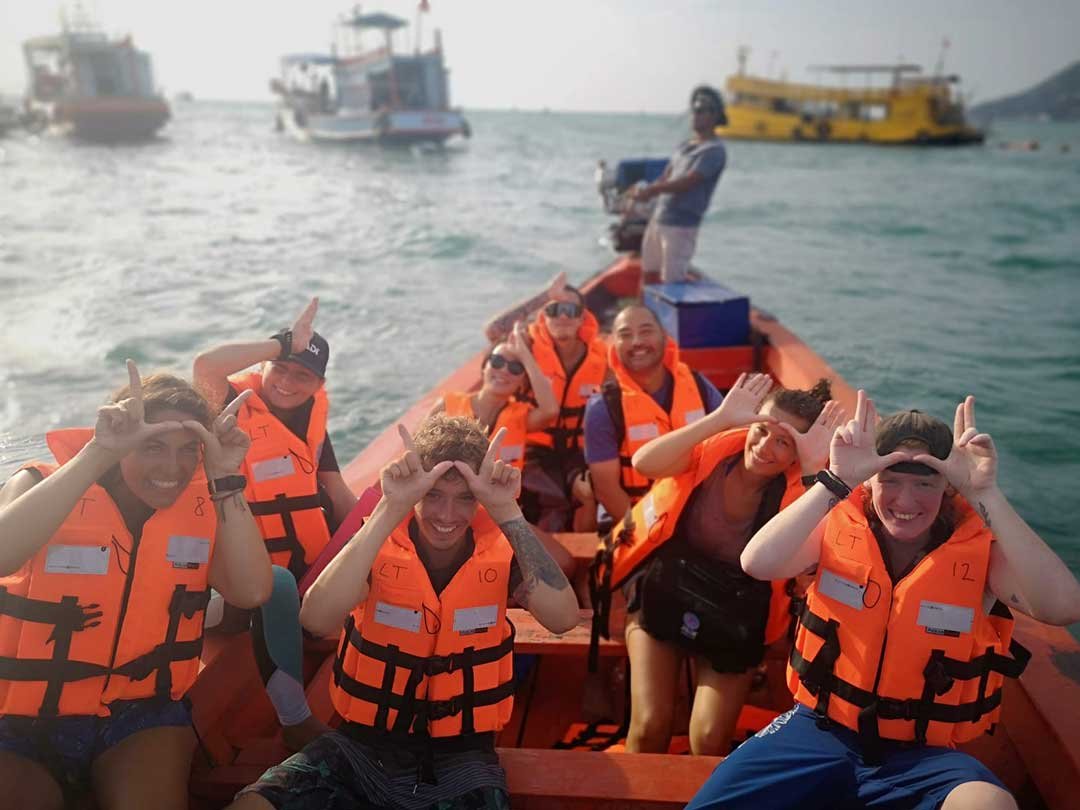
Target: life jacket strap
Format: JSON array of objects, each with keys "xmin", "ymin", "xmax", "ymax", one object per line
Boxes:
[
  {"xmin": 111, "ymin": 585, "xmax": 210, "ymax": 697},
  {"xmin": 792, "ymin": 602, "xmax": 1030, "ymax": 751},
  {"xmin": 333, "ymin": 616, "xmax": 516, "ymax": 737},
  {"xmin": 251, "ymin": 492, "xmax": 324, "ymax": 579},
  {"xmin": 0, "ymin": 588, "xmax": 109, "ymax": 716}
]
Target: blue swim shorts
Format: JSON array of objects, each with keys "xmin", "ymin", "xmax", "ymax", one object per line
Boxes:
[
  {"xmin": 685, "ymin": 703, "xmax": 1007, "ymax": 810},
  {"xmin": 0, "ymin": 697, "xmax": 192, "ymax": 798}
]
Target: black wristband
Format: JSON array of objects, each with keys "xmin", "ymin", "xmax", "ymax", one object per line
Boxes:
[
  {"xmin": 208, "ymin": 474, "xmax": 247, "ymax": 497},
  {"xmin": 815, "ymin": 469, "xmax": 852, "ymax": 500},
  {"xmin": 800, "ymin": 474, "xmax": 817, "ymax": 489},
  {"xmin": 271, "ymin": 330, "xmax": 292, "ymax": 360}
]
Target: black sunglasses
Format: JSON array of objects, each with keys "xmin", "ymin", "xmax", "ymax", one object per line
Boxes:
[
  {"xmin": 545, "ymin": 301, "xmax": 583, "ymax": 319},
  {"xmin": 488, "ymin": 354, "xmax": 526, "ymax": 375},
  {"xmin": 692, "ymin": 103, "xmax": 717, "ymax": 115}
]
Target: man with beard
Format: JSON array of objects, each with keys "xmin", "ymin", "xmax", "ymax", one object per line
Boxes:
[{"xmin": 583, "ymin": 305, "xmax": 722, "ymax": 524}]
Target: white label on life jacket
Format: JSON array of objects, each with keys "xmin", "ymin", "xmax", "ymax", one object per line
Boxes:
[
  {"xmin": 685, "ymin": 408, "xmax": 705, "ymax": 424},
  {"xmin": 454, "ymin": 604, "xmax": 499, "ymax": 635},
  {"xmin": 251, "ymin": 455, "xmax": 296, "ymax": 483},
  {"xmin": 627, "ymin": 422, "xmax": 660, "ymax": 442},
  {"xmin": 167, "ymin": 535, "xmax": 211, "ymax": 569},
  {"xmin": 499, "ymin": 444, "xmax": 524, "ymax": 462},
  {"xmin": 818, "ymin": 568, "xmax": 866, "ymax": 610},
  {"xmin": 917, "ymin": 601, "xmax": 974, "ymax": 636},
  {"xmin": 579, "ymin": 383, "xmax": 599, "ymax": 398},
  {"xmin": 45, "ymin": 544, "xmax": 110, "ymax": 575},
  {"xmin": 374, "ymin": 601, "xmax": 422, "ymax": 633},
  {"xmin": 642, "ymin": 493, "xmax": 658, "ymax": 530}
]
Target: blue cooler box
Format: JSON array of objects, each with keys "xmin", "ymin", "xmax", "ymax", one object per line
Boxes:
[{"xmin": 643, "ymin": 282, "xmax": 750, "ymax": 348}]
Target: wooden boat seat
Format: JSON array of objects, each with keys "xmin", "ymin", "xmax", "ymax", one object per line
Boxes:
[
  {"xmin": 510, "ymin": 608, "xmax": 625, "ymax": 657},
  {"xmin": 191, "ymin": 747, "xmax": 721, "ymax": 809}
]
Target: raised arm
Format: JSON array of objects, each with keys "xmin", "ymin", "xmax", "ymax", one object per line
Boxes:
[
  {"xmin": 633, "ymin": 372, "xmax": 774, "ymax": 479},
  {"xmin": 186, "ymin": 389, "xmax": 273, "ymax": 608},
  {"xmin": 916, "ymin": 397, "xmax": 1080, "ymax": 626},
  {"xmin": 300, "ymin": 426, "xmax": 453, "ymax": 637},
  {"xmin": 455, "ymin": 429, "xmax": 578, "ymax": 634},
  {"xmin": 0, "ymin": 361, "xmax": 185, "ymax": 576},
  {"xmin": 507, "ymin": 322, "xmax": 558, "ymax": 431},
  {"xmin": 483, "ymin": 272, "xmax": 566, "ymax": 344},
  {"xmin": 741, "ymin": 391, "xmax": 906, "ymax": 580},
  {"xmin": 193, "ymin": 297, "xmax": 318, "ymax": 409}
]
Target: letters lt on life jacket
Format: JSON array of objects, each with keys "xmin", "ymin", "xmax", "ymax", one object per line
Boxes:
[
  {"xmin": 602, "ymin": 337, "xmax": 708, "ymax": 502},
  {"xmin": 789, "ymin": 493, "xmax": 1029, "ymax": 748},
  {"xmin": 331, "ymin": 510, "xmax": 515, "ymax": 738},
  {"xmin": 442, "ymin": 391, "xmax": 529, "ymax": 471},
  {"xmin": 588, "ymin": 428, "xmax": 805, "ymax": 669},
  {"xmin": 525, "ymin": 310, "xmax": 608, "ymax": 457},
  {"xmin": 232, "ymin": 372, "xmax": 331, "ymax": 580},
  {"xmin": 0, "ymin": 429, "xmax": 216, "ymax": 718}
]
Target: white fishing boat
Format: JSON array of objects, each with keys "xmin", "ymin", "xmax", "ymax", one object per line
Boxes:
[{"xmin": 271, "ymin": 7, "xmax": 470, "ymax": 145}]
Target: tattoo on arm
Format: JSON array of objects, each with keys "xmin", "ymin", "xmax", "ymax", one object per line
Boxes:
[
  {"xmin": 827, "ymin": 497, "xmax": 839, "ymax": 511},
  {"xmin": 978, "ymin": 502, "xmax": 992, "ymax": 528},
  {"xmin": 499, "ymin": 518, "xmax": 570, "ymax": 604}
]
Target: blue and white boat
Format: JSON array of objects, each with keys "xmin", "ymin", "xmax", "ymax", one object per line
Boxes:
[{"xmin": 271, "ymin": 8, "xmax": 470, "ymax": 145}]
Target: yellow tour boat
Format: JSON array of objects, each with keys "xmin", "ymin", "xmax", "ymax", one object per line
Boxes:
[{"xmin": 717, "ymin": 55, "xmax": 984, "ymax": 146}]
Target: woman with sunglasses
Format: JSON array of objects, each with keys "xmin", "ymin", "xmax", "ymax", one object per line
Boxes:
[
  {"xmin": 630, "ymin": 85, "xmax": 728, "ymax": 283},
  {"xmin": 430, "ymin": 322, "xmax": 558, "ymax": 471}
]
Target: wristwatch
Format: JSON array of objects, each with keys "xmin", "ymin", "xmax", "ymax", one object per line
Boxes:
[
  {"xmin": 271, "ymin": 330, "xmax": 293, "ymax": 360},
  {"xmin": 208, "ymin": 474, "xmax": 247, "ymax": 497},
  {"xmin": 814, "ymin": 469, "xmax": 852, "ymax": 500},
  {"xmin": 800, "ymin": 474, "xmax": 817, "ymax": 489}
]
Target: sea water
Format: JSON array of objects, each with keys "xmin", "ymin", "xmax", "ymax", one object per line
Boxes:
[{"xmin": 1, "ymin": 104, "xmax": 1078, "ymax": 580}]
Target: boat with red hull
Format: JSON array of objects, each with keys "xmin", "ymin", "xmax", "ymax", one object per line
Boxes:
[{"xmin": 183, "ymin": 246, "xmax": 1080, "ymax": 808}]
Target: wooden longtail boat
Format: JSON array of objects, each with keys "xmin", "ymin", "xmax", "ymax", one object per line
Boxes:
[{"xmin": 186, "ymin": 254, "xmax": 1080, "ymax": 809}]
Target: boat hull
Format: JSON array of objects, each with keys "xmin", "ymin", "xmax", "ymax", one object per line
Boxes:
[
  {"xmin": 52, "ymin": 96, "xmax": 170, "ymax": 142},
  {"xmin": 282, "ymin": 107, "xmax": 469, "ymax": 144}
]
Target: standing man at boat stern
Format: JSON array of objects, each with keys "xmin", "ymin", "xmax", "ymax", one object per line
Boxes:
[
  {"xmin": 193, "ymin": 298, "xmax": 357, "ymax": 749},
  {"xmin": 632, "ymin": 85, "xmax": 728, "ymax": 283},
  {"xmin": 229, "ymin": 415, "xmax": 579, "ymax": 810}
]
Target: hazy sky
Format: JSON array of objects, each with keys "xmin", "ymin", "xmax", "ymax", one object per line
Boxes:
[{"xmin": 1, "ymin": 0, "xmax": 1077, "ymax": 111}]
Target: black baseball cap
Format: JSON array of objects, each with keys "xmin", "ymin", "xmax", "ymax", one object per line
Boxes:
[
  {"xmin": 287, "ymin": 331, "xmax": 329, "ymax": 379},
  {"xmin": 876, "ymin": 410, "xmax": 952, "ymax": 475},
  {"xmin": 690, "ymin": 85, "xmax": 727, "ymax": 126}
]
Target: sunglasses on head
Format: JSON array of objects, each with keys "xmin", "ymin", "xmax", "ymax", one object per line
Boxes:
[
  {"xmin": 544, "ymin": 301, "xmax": 583, "ymax": 319},
  {"xmin": 488, "ymin": 354, "xmax": 526, "ymax": 375}
]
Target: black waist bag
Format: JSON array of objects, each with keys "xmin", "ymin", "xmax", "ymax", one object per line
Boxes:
[{"xmin": 638, "ymin": 551, "xmax": 771, "ymax": 671}]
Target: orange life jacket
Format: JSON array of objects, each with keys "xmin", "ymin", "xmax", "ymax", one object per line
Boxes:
[
  {"xmin": 442, "ymin": 391, "xmax": 529, "ymax": 471},
  {"xmin": 525, "ymin": 311, "xmax": 609, "ymax": 457},
  {"xmin": 601, "ymin": 338, "xmax": 708, "ymax": 501},
  {"xmin": 588, "ymin": 428, "xmax": 804, "ymax": 668},
  {"xmin": 788, "ymin": 494, "xmax": 1029, "ymax": 748},
  {"xmin": 0, "ymin": 429, "xmax": 216, "ymax": 717},
  {"xmin": 330, "ymin": 511, "xmax": 515, "ymax": 738},
  {"xmin": 232, "ymin": 372, "xmax": 331, "ymax": 579}
]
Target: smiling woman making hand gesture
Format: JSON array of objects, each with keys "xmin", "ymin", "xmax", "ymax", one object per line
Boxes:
[
  {"xmin": 689, "ymin": 391, "xmax": 1080, "ymax": 810},
  {"xmin": 0, "ymin": 360, "xmax": 270, "ymax": 810}
]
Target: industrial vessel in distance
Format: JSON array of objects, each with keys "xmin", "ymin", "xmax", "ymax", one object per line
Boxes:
[
  {"xmin": 22, "ymin": 9, "xmax": 169, "ymax": 142},
  {"xmin": 271, "ymin": 6, "xmax": 470, "ymax": 145},
  {"xmin": 718, "ymin": 47, "xmax": 984, "ymax": 146}
]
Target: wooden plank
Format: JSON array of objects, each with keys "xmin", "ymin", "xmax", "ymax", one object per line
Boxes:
[
  {"xmin": 553, "ymin": 532, "xmax": 600, "ymax": 565},
  {"xmin": 511, "ymin": 608, "xmax": 626, "ymax": 657},
  {"xmin": 502, "ymin": 748, "xmax": 720, "ymax": 808}
]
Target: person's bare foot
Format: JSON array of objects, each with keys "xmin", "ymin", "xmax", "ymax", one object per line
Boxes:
[{"xmin": 282, "ymin": 714, "xmax": 330, "ymax": 752}]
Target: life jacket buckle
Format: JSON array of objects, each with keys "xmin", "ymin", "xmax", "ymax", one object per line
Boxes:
[
  {"xmin": 423, "ymin": 654, "xmax": 456, "ymax": 676},
  {"xmin": 428, "ymin": 696, "xmax": 461, "ymax": 720},
  {"xmin": 923, "ymin": 657, "xmax": 955, "ymax": 696}
]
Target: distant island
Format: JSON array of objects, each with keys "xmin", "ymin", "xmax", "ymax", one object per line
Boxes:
[{"xmin": 970, "ymin": 61, "xmax": 1080, "ymax": 123}]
